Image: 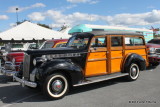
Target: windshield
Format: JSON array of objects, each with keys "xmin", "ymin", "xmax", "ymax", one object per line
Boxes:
[
  {"xmin": 41, "ymin": 41, "xmax": 54, "ymax": 49},
  {"xmin": 11, "ymin": 44, "xmax": 23, "ymax": 48},
  {"xmin": 67, "ymin": 36, "xmax": 90, "ymax": 49},
  {"xmin": 28, "ymin": 44, "xmax": 39, "ymax": 49}
]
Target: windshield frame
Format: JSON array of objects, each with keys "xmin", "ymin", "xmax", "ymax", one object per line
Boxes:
[
  {"xmin": 40, "ymin": 41, "xmax": 54, "ymax": 49},
  {"xmin": 66, "ymin": 34, "xmax": 92, "ymax": 50}
]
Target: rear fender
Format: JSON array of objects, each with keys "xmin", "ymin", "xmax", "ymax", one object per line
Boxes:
[{"xmin": 122, "ymin": 53, "xmax": 146, "ymax": 72}]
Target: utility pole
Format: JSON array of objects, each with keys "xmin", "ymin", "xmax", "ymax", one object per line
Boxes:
[{"xmin": 16, "ymin": 8, "xmax": 19, "ymax": 25}]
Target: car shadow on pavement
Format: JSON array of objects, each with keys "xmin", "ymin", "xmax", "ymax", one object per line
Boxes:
[
  {"xmin": 146, "ymin": 65, "xmax": 158, "ymax": 70},
  {"xmin": 0, "ymin": 75, "xmax": 13, "ymax": 84},
  {"xmin": 69, "ymin": 77, "xmax": 128, "ymax": 95},
  {"xmin": 0, "ymin": 77, "xmax": 128, "ymax": 104},
  {"xmin": 0, "ymin": 85, "xmax": 42, "ymax": 104}
]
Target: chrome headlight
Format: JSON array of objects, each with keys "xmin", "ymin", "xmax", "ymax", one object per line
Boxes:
[
  {"xmin": 33, "ymin": 57, "xmax": 47, "ymax": 66},
  {"xmin": 149, "ymin": 47, "xmax": 156, "ymax": 53},
  {"xmin": 33, "ymin": 58, "xmax": 37, "ymax": 66}
]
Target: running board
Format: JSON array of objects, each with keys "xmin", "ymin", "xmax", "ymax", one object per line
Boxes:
[{"xmin": 73, "ymin": 73, "xmax": 128, "ymax": 87}]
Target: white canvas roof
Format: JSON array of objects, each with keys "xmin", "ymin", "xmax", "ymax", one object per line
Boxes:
[{"xmin": 0, "ymin": 21, "xmax": 71, "ymax": 40}]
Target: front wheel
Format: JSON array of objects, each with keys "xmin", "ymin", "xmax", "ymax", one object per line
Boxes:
[
  {"xmin": 43, "ymin": 73, "xmax": 69, "ymax": 100},
  {"xmin": 126, "ymin": 63, "xmax": 140, "ymax": 81}
]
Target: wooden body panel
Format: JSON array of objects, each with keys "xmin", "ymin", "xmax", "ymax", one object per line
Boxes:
[
  {"xmin": 85, "ymin": 60, "xmax": 107, "ymax": 76},
  {"xmin": 110, "ymin": 36, "xmax": 123, "ymax": 73},
  {"xmin": 85, "ymin": 47, "xmax": 108, "ymax": 76},
  {"xmin": 84, "ymin": 34, "xmax": 148, "ymax": 77},
  {"xmin": 125, "ymin": 46, "xmax": 148, "ymax": 61},
  {"xmin": 110, "ymin": 50, "xmax": 123, "ymax": 73}
]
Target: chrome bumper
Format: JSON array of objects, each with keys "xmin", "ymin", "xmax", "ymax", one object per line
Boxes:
[
  {"xmin": 0, "ymin": 67, "xmax": 16, "ymax": 76},
  {"xmin": 4, "ymin": 61, "xmax": 18, "ymax": 71},
  {"xmin": 13, "ymin": 75, "xmax": 37, "ymax": 88}
]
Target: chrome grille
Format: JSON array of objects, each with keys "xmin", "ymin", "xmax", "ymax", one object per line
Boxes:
[{"xmin": 23, "ymin": 53, "xmax": 30, "ymax": 80}]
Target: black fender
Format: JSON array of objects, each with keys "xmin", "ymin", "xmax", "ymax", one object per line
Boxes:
[
  {"xmin": 37, "ymin": 59, "xmax": 84, "ymax": 85},
  {"xmin": 122, "ymin": 53, "xmax": 146, "ymax": 72}
]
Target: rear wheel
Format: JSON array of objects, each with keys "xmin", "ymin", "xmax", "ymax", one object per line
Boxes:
[
  {"xmin": 126, "ymin": 63, "xmax": 140, "ymax": 81},
  {"xmin": 43, "ymin": 73, "xmax": 69, "ymax": 100}
]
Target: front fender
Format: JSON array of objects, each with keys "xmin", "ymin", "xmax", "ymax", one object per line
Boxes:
[
  {"xmin": 37, "ymin": 59, "xmax": 84, "ymax": 85},
  {"xmin": 122, "ymin": 53, "xmax": 146, "ymax": 72}
]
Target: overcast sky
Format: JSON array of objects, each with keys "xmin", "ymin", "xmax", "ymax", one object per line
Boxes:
[{"xmin": 0, "ymin": 0, "xmax": 160, "ymax": 31}]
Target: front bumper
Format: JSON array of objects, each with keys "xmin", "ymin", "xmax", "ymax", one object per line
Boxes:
[
  {"xmin": 0, "ymin": 67, "xmax": 17, "ymax": 76},
  {"xmin": 148, "ymin": 55, "xmax": 160, "ymax": 63},
  {"xmin": 13, "ymin": 75, "xmax": 37, "ymax": 88},
  {"xmin": 0, "ymin": 61, "xmax": 19, "ymax": 76},
  {"xmin": 4, "ymin": 61, "xmax": 20, "ymax": 71}
]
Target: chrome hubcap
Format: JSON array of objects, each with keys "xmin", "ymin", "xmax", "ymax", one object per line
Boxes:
[
  {"xmin": 131, "ymin": 67, "xmax": 137, "ymax": 77},
  {"xmin": 52, "ymin": 80, "xmax": 63, "ymax": 92}
]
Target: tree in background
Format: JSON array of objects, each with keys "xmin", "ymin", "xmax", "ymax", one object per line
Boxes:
[
  {"xmin": 16, "ymin": 20, "xmax": 51, "ymax": 29},
  {"xmin": 150, "ymin": 26, "xmax": 160, "ymax": 38},
  {"xmin": 37, "ymin": 23, "xmax": 52, "ymax": 29},
  {"xmin": 59, "ymin": 23, "xmax": 69, "ymax": 31}
]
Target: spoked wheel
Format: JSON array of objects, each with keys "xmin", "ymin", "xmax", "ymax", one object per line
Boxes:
[
  {"xmin": 126, "ymin": 63, "xmax": 140, "ymax": 81},
  {"xmin": 43, "ymin": 73, "xmax": 69, "ymax": 100}
]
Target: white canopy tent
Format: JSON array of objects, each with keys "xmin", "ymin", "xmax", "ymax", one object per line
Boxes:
[{"xmin": 0, "ymin": 21, "xmax": 71, "ymax": 40}]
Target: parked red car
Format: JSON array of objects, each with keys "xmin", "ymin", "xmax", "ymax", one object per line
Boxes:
[
  {"xmin": 146, "ymin": 39, "xmax": 160, "ymax": 66},
  {"xmin": 0, "ymin": 39, "xmax": 68, "ymax": 76}
]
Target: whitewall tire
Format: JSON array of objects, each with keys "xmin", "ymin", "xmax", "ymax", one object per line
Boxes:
[
  {"xmin": 126, "ymin": 63, "xmax": 140, "ymax": 81},
  {"xmin": 43, "ymin": 73, "xmax": 69, "ymax": 99}
]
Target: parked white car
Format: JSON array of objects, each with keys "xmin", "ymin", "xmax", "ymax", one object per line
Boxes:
[{"xmin": 8, "ymin": 43, "xmax": 38, "ymax": 51}]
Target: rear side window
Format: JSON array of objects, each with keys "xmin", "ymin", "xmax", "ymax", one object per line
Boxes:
[
  {"xmin": 111, "ymin": 36, "xmax": 122, "ymax": 47},
  {"xmin": 125, "ymin": 37, "xmax": 144, "ymax": 46}
]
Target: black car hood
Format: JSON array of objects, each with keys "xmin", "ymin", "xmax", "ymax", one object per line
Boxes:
[{"xmin": 25, "ymin": 47, "xmax": 85, "ymax": 55}]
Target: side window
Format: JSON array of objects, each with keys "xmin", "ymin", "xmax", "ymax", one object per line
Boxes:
[
  {"xmin": 125, "ymin": 37, "xmax": 134, "ymax": 46},
  {"xmin": 91, "ymin": 37, "xmax": 106, "ymax": 48},
  {"xmin": 134, "ymin": 37, "xmax": 144, "ymax": 45},
  {"xmin": 125, "ymin": 37, "xmax": 144, "ymax": 46},
  {"xmin": 111, "ymin": 36, "xmax": 122, "ymax": 47}
]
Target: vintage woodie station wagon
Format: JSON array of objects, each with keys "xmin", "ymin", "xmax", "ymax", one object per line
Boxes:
[{"xmin": 13, "ymin": 31, "xmax": 149, "ymax": 99}]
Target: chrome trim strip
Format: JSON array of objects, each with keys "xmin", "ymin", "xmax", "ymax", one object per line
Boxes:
[
  {"xmin": 45, "ymin": 53, "xmax": 81, "ymax": 59},
  {"xmin": 73, "ymin": 73, "xmax": 128, "ymax": 87},
  {"xmin": 89, "ymin": 51, "xmax": 107, "ymax": 53},
  {"xmin": 0, "ymin": 67, "xmax": 16, "ymax": 76},
  {"xmin": 140, "ymin": 54, "xmax": 147, "ymax": 56},
  {"xmin": 5, "ymin": 61, "xmax": 20, "ymax": 68},
  {"xmin": 88, "ymin": 58, "xmax": 107, "ymax": 62},
  {"xmin": 111, "ymin": 57, "xmax": 123, "ymax": 59},
  {"xmin": 13, "ymin": 75, "xmax": 37, "ymax": 88}
]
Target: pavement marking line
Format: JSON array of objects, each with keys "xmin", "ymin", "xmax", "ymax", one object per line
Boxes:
[{"xmin": 1, "ymin": 93, "xmax": 40, "ymax": 107}]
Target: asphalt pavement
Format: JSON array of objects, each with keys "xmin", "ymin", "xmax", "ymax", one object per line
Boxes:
[{"xmin": 0, "ymin": 66, "xmax": 160, "ymax": 107}]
